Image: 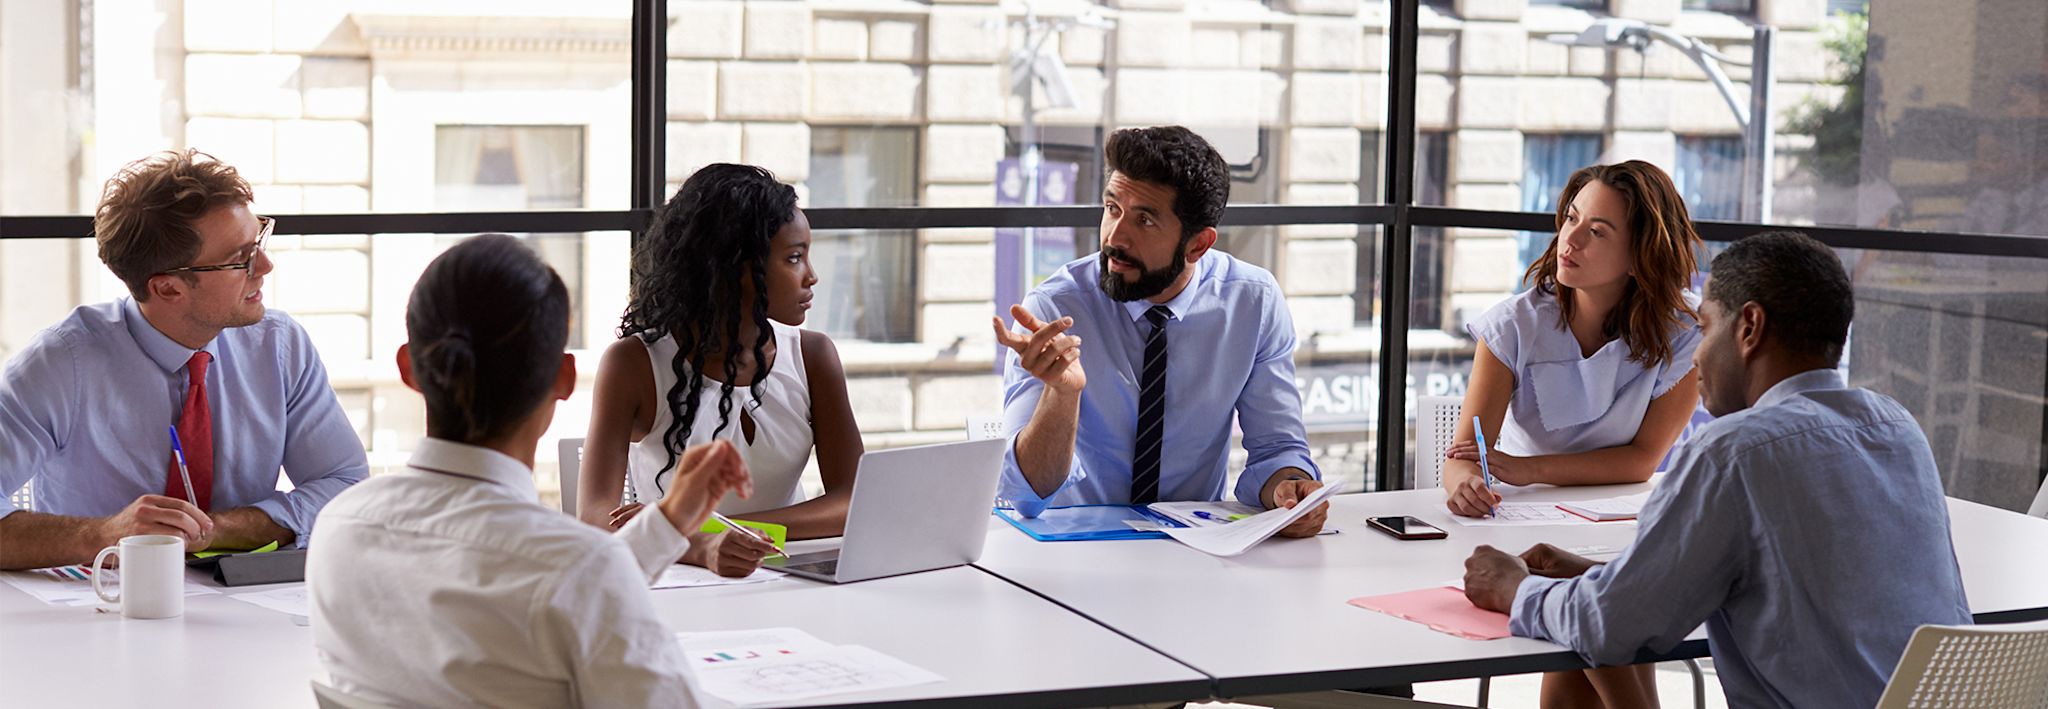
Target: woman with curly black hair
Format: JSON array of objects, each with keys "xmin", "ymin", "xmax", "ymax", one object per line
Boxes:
[{"xmin": 578, "ymin": 163, "xmax": 863, "ymax": 578}]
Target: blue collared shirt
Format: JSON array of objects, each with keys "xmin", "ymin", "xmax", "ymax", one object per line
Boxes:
[
  {"xmin": 1000, "ymin": 251, "xmax": 1320, "ymax": 517},
  {"xmin": 1510, "ymin": 369, "xmax": 1971, "ymax": 709},
  {"xmin": 0, "ymin": 298, "xmax": 368, "ymax": 544},
  {"xmin": 1467, "ymin": 287, "xmax": 1701, "ymax": 456}
]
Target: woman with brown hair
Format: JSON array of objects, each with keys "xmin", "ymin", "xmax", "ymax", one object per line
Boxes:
[{"xmin": 1440, "ymin": 160, "xmax": 1703, "ymax": 708}]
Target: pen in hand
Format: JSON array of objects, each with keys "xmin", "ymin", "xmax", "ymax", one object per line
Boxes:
[
  {"xmin": 1473, "ymin": 416, "xmax": 1497, "ymax": 518},
  {"xmin": 168, "ymin": 426, "xmax": 199, "ymax": 509},
  {"xmin": 711, "ymin": 510, "xmax": 786, "ymax": 560}
]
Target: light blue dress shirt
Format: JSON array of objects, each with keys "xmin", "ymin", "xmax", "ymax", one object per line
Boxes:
[
  {"xmin": 1467, "ymin": 287, "xmax": 1701, "ymax": 456},
  {"xmin": 0, "ymin": 299, "xmax": 368, "ymax": 544},
  {"xmin": 1000, "ymin": 251, "xmax": 1320, "ymax": 517},
  {"xmin": 1510, "ymin": 369, "xmax": 1972, "ymax": 709}
]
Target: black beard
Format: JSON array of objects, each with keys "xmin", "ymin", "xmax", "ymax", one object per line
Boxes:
[{"xmin": 1098, "ymin": 245, "xmax": 1189, "ymax": 302}]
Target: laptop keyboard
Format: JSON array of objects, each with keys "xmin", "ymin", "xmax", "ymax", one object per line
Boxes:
[{"xmin": 785, "ymin": 558, "xmax": 838, "ymax": 577}]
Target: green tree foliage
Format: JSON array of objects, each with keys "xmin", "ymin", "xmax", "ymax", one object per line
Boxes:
[{"xmin": 1784, "ymin": 11, "xmax": 1869, "ymax": 186}]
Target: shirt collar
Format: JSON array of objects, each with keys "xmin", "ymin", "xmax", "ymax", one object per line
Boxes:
[
  {"xmin": 406, "ymin": 437, "xmax": 540, "ymax": 501},
  {"xmin": 121, "ymin": 297, "xmax": 221, "ymax": 374},
  {"xmin": 1754, "ymin": 368, "xmax": 1846, "ymax": 409},
  {"xmin": 1120, "ymin": 256, "xmax": 1203, "ymax": 323}
]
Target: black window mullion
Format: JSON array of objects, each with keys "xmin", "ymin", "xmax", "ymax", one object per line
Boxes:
[{"xmin": 1374, "ymin": 0, "xmax": 1422, "ymax": 493}]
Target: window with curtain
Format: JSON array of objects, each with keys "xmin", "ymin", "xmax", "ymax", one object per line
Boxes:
[
  {"xmin": 807, "ymin": 126, "xmax": 919, "ymax": 344},
  {"xmin": 1677, "ymin": 135, "xmax": 1745, "ymax": 221},
  {"xmin": 434, "ymin": 125, "xmax": 589, "ymax": 348},
  {"xmin": 1518, "ymin": 133, "xmax": 1604, "ymax": 287}
]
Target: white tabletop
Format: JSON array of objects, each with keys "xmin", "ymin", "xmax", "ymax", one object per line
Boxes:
[
  {"xmin": 972, "ymin": 482, "xmax": 2048, "ymax": 697},
  {"xmin": 0, "ymin": 558, "xmax": 1208, "ymax": 709}
]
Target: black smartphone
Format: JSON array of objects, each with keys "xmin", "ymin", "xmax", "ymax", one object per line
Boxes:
[{"xmin": 1367, "ymin": 515, "xmax": 1448, "ymax": 540}]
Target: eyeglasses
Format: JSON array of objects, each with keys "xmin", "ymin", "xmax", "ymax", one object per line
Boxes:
[{"xmin": 160, "ymin": 216, "xmax": 273, "ymax": 275}]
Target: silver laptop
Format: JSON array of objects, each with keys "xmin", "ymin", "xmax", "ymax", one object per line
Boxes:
[{"xmin": 767, "ymin": 438, "xmax": 1007, "ymax": 584}]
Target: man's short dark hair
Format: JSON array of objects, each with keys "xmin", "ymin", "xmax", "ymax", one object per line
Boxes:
[
  {"xmin": 1707, "ymin": 231, "xmax": 1854, "ymax": 365},
  {"xmin": 1103, "ymin": 126, "xmax": 1229, "ymax": 238}
]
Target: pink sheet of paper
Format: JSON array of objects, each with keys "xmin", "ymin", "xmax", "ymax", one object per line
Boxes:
[{"xmin": 1348, "ymin": 586, "xmax": 1512, "ymax": 640}]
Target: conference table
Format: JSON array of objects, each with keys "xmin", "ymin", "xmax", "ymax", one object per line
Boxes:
[
  {"xmin": 973, "ymin": 482, "xmax": 2048, "ymax": 699},
  {"xmin": 5, "ymin": 482, "xmax": 2047, "ymax": 707}
]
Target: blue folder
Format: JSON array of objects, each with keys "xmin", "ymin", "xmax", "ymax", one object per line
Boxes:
[{"xmin": 992, "ymin": 504, "xmax": 1188, "ymax": 541}]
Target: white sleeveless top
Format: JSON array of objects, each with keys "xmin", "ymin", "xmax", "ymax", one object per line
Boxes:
[{"xmin": 627, "ymin": 321, "xmax": 813, "ymax": 515}]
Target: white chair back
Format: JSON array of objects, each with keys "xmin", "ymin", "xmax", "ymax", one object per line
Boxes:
[
  {"xmin": 1876, "ymin": 619, "xmax": 2048, "ymax": 708},
  {"xmin": 557, "ymin": 437, "xmax": 583, "ymax": 516},
  {"xmin": 310, "ymin": 680, "xmax": 400, "ymax": 709},
  {"xmin": 1413, "ymin": 396, "xmax": 1462, "ymax": 490}
]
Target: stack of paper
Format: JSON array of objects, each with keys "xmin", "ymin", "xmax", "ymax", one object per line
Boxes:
[
  {"xmin": 675, "ymin": 627, "xmax": 943, "ymax": 705},
  {"xmin": 0, "ymin": 566, "xmax": 218, "ymax": 607}
]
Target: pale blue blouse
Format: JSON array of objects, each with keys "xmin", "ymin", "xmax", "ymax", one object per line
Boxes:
[{"xmin": 1466, "ymin": 288, "xmax": 1701, "ymax": 456}]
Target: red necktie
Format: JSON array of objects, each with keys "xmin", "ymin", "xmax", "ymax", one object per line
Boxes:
[{"xmin": 166, "ymin": 351, "xmax": 214, "ymax": 511}]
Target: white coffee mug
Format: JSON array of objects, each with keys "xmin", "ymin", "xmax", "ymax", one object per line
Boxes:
[{"xmin": 91, "ymin": 534, "xmax": 185, "ymax": 619}]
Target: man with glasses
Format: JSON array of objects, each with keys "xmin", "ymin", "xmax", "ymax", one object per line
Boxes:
[{"xmin": 0, "ymin": 149, "xmax": 368, "ymax": 570}]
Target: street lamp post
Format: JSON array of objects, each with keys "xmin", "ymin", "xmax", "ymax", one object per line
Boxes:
[
  {"xmin": 1009, "ymin": 4, "xmax": 1110, "ymax": 302},
  {"xmin": 1548, "ymin": 20, "xmax": 1777, "ymax": 222}
]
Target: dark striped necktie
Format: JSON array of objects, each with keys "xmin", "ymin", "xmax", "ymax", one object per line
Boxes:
[{"xmin": 1131, "ymin": 305, "xmax": 1172, "ymax": 505}]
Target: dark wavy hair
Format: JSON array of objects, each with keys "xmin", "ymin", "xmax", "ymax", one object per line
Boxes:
[
  {"xmin": 619, "ymin": 163, "xmax": 798, "ymax": 481},
  {"xmin": 406, "ymin": 234, "xmax": 570, "ymax": 444},
  {"xmin": 1104, "ymin": 126, "xmax": 1229, "ymax": 239},
  {"xmin": 1523, "ymin": 161, "xmax": 1701, "ymax": 367}
]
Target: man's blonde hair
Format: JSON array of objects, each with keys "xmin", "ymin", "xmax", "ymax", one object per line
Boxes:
[{"xmin": 94, "ymin": 149, "xmax": 253, "ymax": 300}]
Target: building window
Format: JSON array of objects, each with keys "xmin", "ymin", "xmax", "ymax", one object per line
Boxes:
[
  {"xmin": 1357, "ymin": 130, "xmax": 1449, "ymax": 329},
  {"xmin": 434, "ymin": 125, "xmax": 588, "ymax": 348},
  {"xmin": 1683, "ymin": 0, "xmax": 1756, "ymax": 13},
  {"xmin": 808, "ymin": 126, "xmax": 919, "ymax": 344},
  {"xmin": 1676, "ymin": 136, "xmax": 1745, "ymax": 221},
  {"xmin": 1518, "ymin": 133, "xmax": 1604, "ymax": 284},
  {"xmin": 1411, "ymin": 131, "xmax": 1452, "ymax": 330}
]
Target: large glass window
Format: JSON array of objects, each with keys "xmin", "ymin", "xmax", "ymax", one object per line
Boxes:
[
  {"xmin": 1676, "ymin": 135, "xmax": 1744, "ymax": 221},
  {"xmin": 808, "ymin": 126, "xmax": 919, "ymax": 344},
  {"xmin": 1518, "ymin": 133, "xmax": 1603, "ymax": 282},
  {"xmin": 434, "ymin": 125, "xmax": 591, "ymax": 349}
]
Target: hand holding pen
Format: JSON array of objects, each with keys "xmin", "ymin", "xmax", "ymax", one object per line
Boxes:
[{"xmin": 1473, "ymin": 416, "xmax": 1498, "ymax": 518}]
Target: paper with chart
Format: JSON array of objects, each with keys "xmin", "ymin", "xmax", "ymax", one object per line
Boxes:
[
  {"xmin": 652, "ymin": 564, "xmax": 784, "ymax": 590},
  {"xmin": 676, "ymin": 628, "xmax": 942, "ymax": 705},
  {"xmin": 676, "ymin": 627, "xmax": 837, "ymax": 665},
  {"xmin": 1, "ymin": 566, "xmax": 219, "ymax": 606},
  {"xmin": 1146, "ymin": 500, "xmax": 1261, "ymax": 528},
  {"xmin": 228, "ymin": 585, "xmax": 310, "ymax": 617},
  {"xmin": 1161, "ymin": 476, "xmax": 1346, "ymax": 556}
]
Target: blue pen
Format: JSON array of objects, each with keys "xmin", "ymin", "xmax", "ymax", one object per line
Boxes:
[
  {"xmin": 1192, "ymin": 510, "xmax": 1232, "ymax": 524},
  {"xmin": 168, "ymin": 426, "xmax": 198, "ymax": 507},
  {"xmin": 1473, "ymin": 416, "xmax": 1497, "ymax": 518}
]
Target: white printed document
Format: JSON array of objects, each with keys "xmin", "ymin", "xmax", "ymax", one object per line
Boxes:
[
  {"xmin": 651, "ymin": 564, "xmax": 783, "ymax": 590},
  {"xmin": 1, "ymin": 566, "xmax": 219, "ymax": 607},
  {"xmin": 1556, "ymin": 492, "xmax": 1652, "ymax": 522},
  {"xmin": 1161, "ymin": 476, "xmax": 1346, "ymax": 556},
  {"xmin": 676, "ymin": 628, "xmax": 942, "ymax": 705},
  {"xmin": 228, "ymin": 584, "xmax": 310, "ymax": 617}
]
